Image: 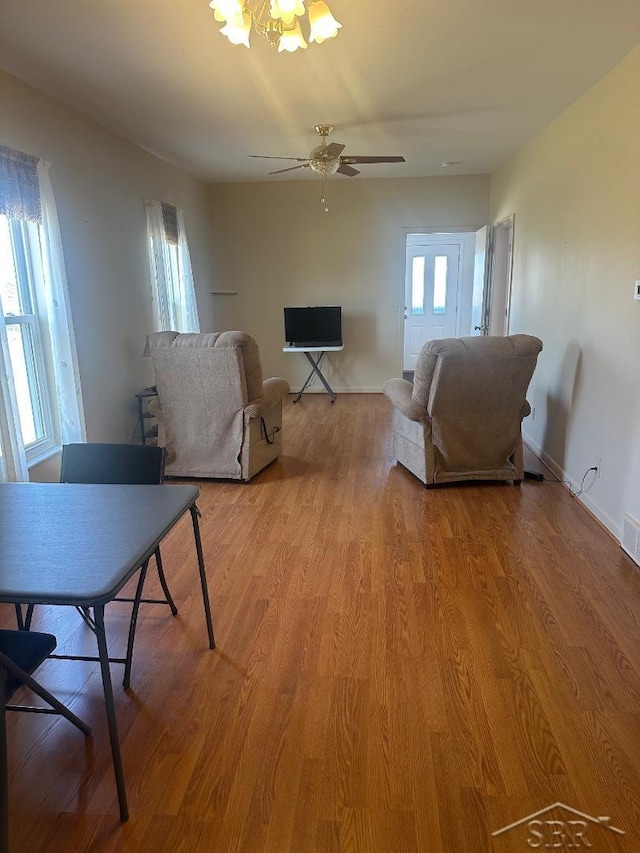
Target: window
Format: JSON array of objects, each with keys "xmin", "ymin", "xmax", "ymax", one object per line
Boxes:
[
  {"xmin": 0, "ymin": 145, "xmax": 84, "ymax": 480},
  {"xmin": 146, "ymin": 200, "xmax": 200, "ymax": 332},
  {"xmin": 411, "ymin": 255, "xmax": 425, "ymax": 315},
  {"xmin": 433, "ymin": 254, "xmax": 448, "ymax": 314},
  {"xmin": 0, "ymin": 217, "xmax": 53, "ymax": 452}
]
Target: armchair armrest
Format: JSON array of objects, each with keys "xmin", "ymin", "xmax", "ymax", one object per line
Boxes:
[
  {"xmin": 521, "ymin": 400, "xmax": 532, "ymax": 419},
  {"xmin": 244, "ymin": 377, "xmax": 290, "ymax": 418},
  {"xmin": 382, "ymin": 378, "xmax": 429, "ymax": 423}
]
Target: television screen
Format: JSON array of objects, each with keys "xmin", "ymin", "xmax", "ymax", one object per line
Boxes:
[{"xmin": 284, "ymin": 306, "xmax": 342, "ymax": 347}]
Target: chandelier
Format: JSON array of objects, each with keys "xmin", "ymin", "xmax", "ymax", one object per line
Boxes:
[{"xmin": 209, "ymin": 0, "xmax": 342, "ymax": 53}]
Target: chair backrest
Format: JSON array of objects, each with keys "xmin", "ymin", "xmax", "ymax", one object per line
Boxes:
[
  {"xmin": 145, "ymin": 331, "xmax": 264, "ymax": 403},
  {"xmin": 0, "ymin": 630, "xmax": 57, "ymax": 701},
  {"xmin": 144, "ymin": 331, "xmax": 265, "ymax": 479},
  {"xmin": 411, "ymin": 334, "xmax": 543, "ymax": 413},
  {"xmin": 410, "ymin": 334, "xmax": 543, "ymax": 474},
  {"xmin": 60, "ymin": 443, "xmax": 165, "ymax": 485}
]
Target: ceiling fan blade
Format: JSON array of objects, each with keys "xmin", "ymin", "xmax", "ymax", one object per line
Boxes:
[
  {"xmin": 268, "ymin": 163, "xmax": 309, "ymax": 175},
  {"xmin": 324, "ymin": 142, "xmax": 345, "ymax": 158},
  {"xmin": 337, "ymin": 164, "xmax": 360, "ymax": 177},
  {"xmin": 342, "ymin": 156, "xmax": 406, "ymax": 164},
  {"xmin": 250, "ymin": 155, "xmax": 310, "ymax": 161}
]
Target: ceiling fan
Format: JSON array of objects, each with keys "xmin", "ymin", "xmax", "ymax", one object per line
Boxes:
[{"xmin": 250, "ymin": 124, "xmax": 406, "ymax": 177}]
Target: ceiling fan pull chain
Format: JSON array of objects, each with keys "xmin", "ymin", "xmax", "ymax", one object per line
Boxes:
[{"xmin": 321, "ymin": 174, "xmax": 328, "ymax": 212}]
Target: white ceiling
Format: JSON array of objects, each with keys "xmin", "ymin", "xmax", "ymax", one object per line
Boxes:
[{"xmin": 1, "ymin": 1, "xmax": 640, "ymax": 183}]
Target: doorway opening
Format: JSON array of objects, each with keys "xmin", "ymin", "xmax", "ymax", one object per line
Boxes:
[{"xmin": 485, "ymin": 215, "xmax": 514, "ymax": 336}]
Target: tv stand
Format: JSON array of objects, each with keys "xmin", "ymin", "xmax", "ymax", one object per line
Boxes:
[{"xmin": 283, "ymin": 345, "xmax": 344, "ymax": 403}]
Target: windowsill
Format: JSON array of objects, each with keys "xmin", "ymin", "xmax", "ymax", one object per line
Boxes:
[{"xmin": 27, "ymin": 442, "xmax": 61, "ymax": 470}]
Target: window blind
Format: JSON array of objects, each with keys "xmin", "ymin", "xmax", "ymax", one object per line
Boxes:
[{"xmin": 0, "ymin": 145, "xmax": 41, "ymax": 222}]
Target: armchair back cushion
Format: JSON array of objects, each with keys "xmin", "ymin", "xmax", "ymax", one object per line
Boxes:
[
  {"xmin": 384, "ymin": 334, "xmax": 542, "ymax": 485},
  {"xmin": 146, "ymin": 331, "xmax": 288, "ymax": 481}
]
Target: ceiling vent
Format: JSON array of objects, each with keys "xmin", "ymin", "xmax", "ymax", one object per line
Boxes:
[{"xmin": 621, "ymin": 514, "xmax": 640, "ymax": 567}]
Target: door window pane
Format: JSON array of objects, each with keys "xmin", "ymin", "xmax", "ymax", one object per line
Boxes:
[
  {"xmin": 433, "ymin": 255, "xmax": 447, "ymax": 314},
  {"xmin": 411, "ymin": 255, "xmax": 425, "ymax": 315}
]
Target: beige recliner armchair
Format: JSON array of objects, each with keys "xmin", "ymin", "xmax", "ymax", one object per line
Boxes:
[
  {"xmin": 145, "ymin": 331, "xmax": 290, "ymax": 481},
  {"xmin": 382, "ymin": 334, "xmax": 543, "ymax": 486}
]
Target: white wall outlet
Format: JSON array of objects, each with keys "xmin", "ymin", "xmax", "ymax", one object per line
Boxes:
[
  {"xmin": 635, "ymin": 280, "xmax": 640, "ymax": 300},
  {"xmin": 595, "ymin": 456, "xmax": 602, "ymax": 478}
]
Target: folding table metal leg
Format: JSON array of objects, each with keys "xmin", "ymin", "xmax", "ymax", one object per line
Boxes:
[
  {"xmin": 292, "ymin": 357, "xmax": 319, "ymax": 403},
  {"xmin": 189, "ymin": 505, "xmax": 216, "ymax": 649},
  {"xmin": 0, "ymin": 675, "xmax": 8, "ymax": 853},
  {"xmin": 123, "ymin": 559, "xmax": 149, "ymax": 689},
  {"xmin": 93, "ymin": 605, "xmax": 129, "ymax": 822},
  {"xmin": 293, "ymin": 352, "xmax": 336, "ymax": 403},
  {"xmin": 154, "ymin": 547, "xmax": 178, "ymax": 616},
  {"xmin": 13, "ymin": 605, "xmax": 23, "ymax": 632}
]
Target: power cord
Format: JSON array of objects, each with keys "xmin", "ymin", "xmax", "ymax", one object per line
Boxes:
[
  {"xmin": 260, "ymin": 419, "xmax": 281, "ymax": 445},
  {"xmin": 570, "ymin": 466, "xmax": 598, "ymax": 498}
]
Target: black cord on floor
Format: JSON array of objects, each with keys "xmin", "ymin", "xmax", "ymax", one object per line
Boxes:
[{"xmin": 570, "ymin": 466, "xmax": 598, "ymax": 498}]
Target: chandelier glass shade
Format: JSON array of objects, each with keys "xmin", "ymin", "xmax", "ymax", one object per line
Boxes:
[
  {"xmin": 209, "ymin": 0, "xmax": 341, "ymax": 52},
  {"xmin": 309, "ymin": 144, "xmax": 340, "ymax": 175}
]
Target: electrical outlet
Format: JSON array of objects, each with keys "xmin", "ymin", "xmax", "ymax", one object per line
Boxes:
[{"xmin": 595, "ymin": 456, "xmax": 602, "ymax": 478}]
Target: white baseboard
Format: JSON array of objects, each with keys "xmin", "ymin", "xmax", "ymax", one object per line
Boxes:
[
  {"xmin": 523, "ymin": 431, "xmax": 622, "ymax": 542},
  {"xmin": 290, "ymin": 387, "xmax": 383, "ymax": 395}
]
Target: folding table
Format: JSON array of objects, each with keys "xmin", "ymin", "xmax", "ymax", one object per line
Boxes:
[
  {"xmin": 0, "ymin": 482, "xmax": 215, "ymax": 823},
  {"xmin": 283, "ymin": 345, "xmax": 344, "ymax": 403}
]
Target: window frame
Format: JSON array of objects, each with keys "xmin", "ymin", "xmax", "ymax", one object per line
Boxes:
[{"xmin": 1, "ymin": 215, "xmax": 57, "ymax": 462}]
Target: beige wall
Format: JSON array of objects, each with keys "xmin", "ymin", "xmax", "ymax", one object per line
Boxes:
[
  {"xmin": 209, "ymin": 176, "xmax": 490, "ymax": 392},
  {"xmin": 491, "ymin": 46, "xmax": 640, "ymax": 536},
  {"xmin": 1, "ymin": 69, "xmax": 219, "ymax": 478}
]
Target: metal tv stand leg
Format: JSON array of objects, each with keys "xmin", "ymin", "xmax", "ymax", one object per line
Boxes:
[{"xmin": 293, "ymin": 351, "xmax": 336, "ymax": 404}]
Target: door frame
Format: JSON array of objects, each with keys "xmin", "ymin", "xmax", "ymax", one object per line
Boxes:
[
  {"xmin": 397, "ymin": 226, "xmax": 486, "ymax": 375},
  {"xmin": 485, "ymin": 215, "xmax": 515, "ymax": 336}
]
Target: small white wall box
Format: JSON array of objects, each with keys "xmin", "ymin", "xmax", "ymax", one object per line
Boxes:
[{"xmin": 635, "ymin": 280, "xmax": 640, "ymax": 300}]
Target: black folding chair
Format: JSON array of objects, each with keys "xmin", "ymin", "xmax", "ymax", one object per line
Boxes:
[
  {"xmin": 0, "ymin": 629, "xmax": 91, "ymax": 853},
  {"xmin": 18, "ymin": 443, "xmax": 178, "ymax": 687}
]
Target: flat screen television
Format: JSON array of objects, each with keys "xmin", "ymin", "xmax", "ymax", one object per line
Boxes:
[{"xmin": 284, "ymin": 306, "xmax": 342, "ymax": 347}]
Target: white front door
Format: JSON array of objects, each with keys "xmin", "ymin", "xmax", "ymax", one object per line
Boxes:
[{"xmin": 403, "ymin": 243, "xmax": 461, "ymax": 370}]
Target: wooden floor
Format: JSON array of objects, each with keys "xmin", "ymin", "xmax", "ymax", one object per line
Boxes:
[{"xmin": 5, "ymin": 394, "xmax": 640, "ymax": 852}]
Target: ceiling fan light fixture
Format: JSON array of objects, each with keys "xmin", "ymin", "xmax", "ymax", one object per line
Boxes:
[
  {"xmin": 209, "ymin": 0, "xmax": 340, "ymax": 52},
  {"xmin": 251, "ymin": 124, "xmax": 405, "ymax": 196},
  {"xmin": 309, "ymin": 157, "xmax": 340, "ymax": 176},
  {"xmin": 308, "ymin": 1, "xmax": 342, "ymax": 43}
]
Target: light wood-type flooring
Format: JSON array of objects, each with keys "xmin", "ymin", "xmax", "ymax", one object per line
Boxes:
[{"xmin": 4, "ymin": 394, "xmax": 640, "ymax": 852}]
